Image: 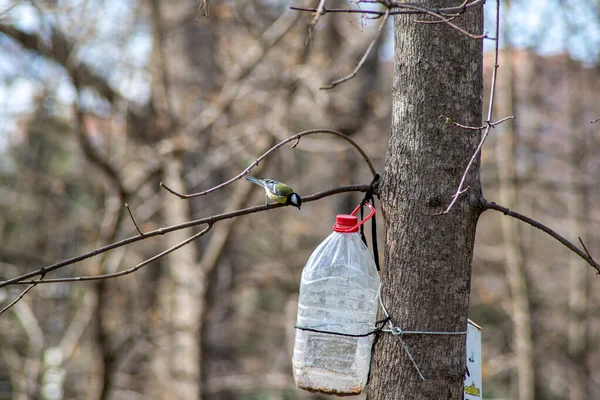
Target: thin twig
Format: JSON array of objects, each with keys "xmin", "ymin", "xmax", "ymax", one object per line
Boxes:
[
  {"xmin": 484, "ymin": 0, "xmax": 501, "ymax": 127},
  {"xmin": 442, "ymin": 115, "xmax": 514, "ymax": 131},
  {"xmin": 399, "ymin": 3, "xmax": 487, "ymax": 39},
  {"xmin": 304, "ymin": 0, "xmax": 327, "ymax": 46},
  {"xmin": 312, "ymin": 0, "xmax": 327, "ymax": 24},
  {"xmin": 591, "ymin": 117, "xmax": 600, "ymax": 124},
  {"xmin": 31, "ymin": 154, "xmax": 262, "ymax": 285},
  {"xmin": 12, "ymin": 225, "xmax": 213, "ymax": 284},
  {"xmin": 160, "ymin": 129, "xmax": 377, "ymax": 199},
  {"xmin": 291, "ymin": 0, "xmax": 486, "ymax": 16},
  {"xmin": 0, "ymin": 185, "xmax": 370, "ymax": 288},
  {"xmin": 578, "ymin": 237, "xmax": 595, "ymax": 267},
  {"xmin": 125, "ymin": 203, "xmax": 144, "ymax": 235},
  {"xmin": 321, "ymin": 8, "xmax": 390, "ymax": 90},
  {"xmin": 482, "ymin": 199, "xmax": 600, "ymax": 274},
  {"xmin": 0, "ymin": 285, "xmax": 36, "ymax": 315},
  {"xmin": 0, "ymin": 273, "xmax": 45, "ymax": 316},
  {"xmin": 195, "ymin": 0, "xmax": 210, "ymax": 21},
  {"xmin": 443, "ymin": 0, "xmax": 500, "ymax": 214},
  {"xmin": 415, "ymin": 15, "xmax": 458, "ymax": 25},
  {"xmin": 291, "ymin": 0, "xmax": 488, "ymax": 39}
]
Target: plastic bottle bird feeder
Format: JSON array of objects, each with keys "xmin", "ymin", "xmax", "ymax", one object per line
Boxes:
[{"xmin": 293, "ymin": 203, "xmax": 380, "ymax": 396}]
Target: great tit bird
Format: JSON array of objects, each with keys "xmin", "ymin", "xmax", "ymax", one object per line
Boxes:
[{"xmin": 245, "ymin": 177, "xmax": 302, "ymax": 209}]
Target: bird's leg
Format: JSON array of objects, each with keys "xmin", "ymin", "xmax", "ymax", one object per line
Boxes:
[{"xmin": 264, "ymin": 195, "xmax": 269, "ymax": 209}]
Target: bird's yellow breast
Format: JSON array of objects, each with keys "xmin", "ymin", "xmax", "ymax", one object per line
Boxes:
[{"xmin": 267, "ymin": 191, "xmax": 288, "ymax": 204}]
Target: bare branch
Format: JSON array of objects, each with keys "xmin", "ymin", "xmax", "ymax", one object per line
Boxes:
[
  {"xmin": 482, "ymin": 199, "xmax": 600, "ymax": 274},
  {"xmin": 443, "ymin": 0, "xmax": 500, "ymax": 214},
  {"xmin": 125, "ymin": 203, "xmax": 144, "ymax": 236},
  {"xmin": 195, "ymin": 0, "xmax": 210, "ymax": 21},
  {"xmin": 160, "ymin": 129, "xmax": 377, "ymax": 199},
  {"xmin": 0, "ymin": 285, "xmax": 36, "ymax": 315},
  {"xmin": 399, "ymin": 3, "xmax": 487, "ymax": 39},
  {"xmin": 291, "ymin": 0, "xmax": 488, "ymax": 39},
  {"xmin": 0, "ymin": 184, "xmax": 370, "ymax": 288},
  {"xmin": 441, "ymin": 115, "xmax": 514, "ymax": 131},
  {"xmin": 484, "ymin": 0, "xmax": 502, "ymax": 124},
  {"xmin": 591, "ymin": 117, "xmax": 600, "ymax": 124},
  {"xmin": 579, "ymin": 238, "xmax": 595, "ymax": 266},
  {"xmin": 306, "ymin": 0, "xmax": 327, "ymax": 45},
  {"xmin": 414, "ymin": 15, "xmax": 458, "ymax": 25},
  {"xmin": 20, "ymin": 224, "xmax": 213, "ymax": 284},
  {"xmin": 0, "ymin": 274, "xmax": 45, "ymax": 316},
  {"xmin": 291, "ymin": 0, "xmax": 486, "ymax": 16},
  {"xmin": 321, "ymin": 8, "xmax": 390, "ymax": 90}
]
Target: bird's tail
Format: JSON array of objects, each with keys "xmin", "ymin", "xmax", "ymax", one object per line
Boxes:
[{"xmin": 245, "ymin": 176, "xmax": 266, "ymax": 188}]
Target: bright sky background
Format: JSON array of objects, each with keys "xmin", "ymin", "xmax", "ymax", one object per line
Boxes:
[
  {"xmin": 484, "ymin": 0, "xmax": 600, "ymax": 64},
  {"xmin": 0, "ymin": 0, "xmax": 599, "ymax": 145}
]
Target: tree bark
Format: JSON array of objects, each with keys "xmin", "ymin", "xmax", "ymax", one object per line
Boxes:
[{"xmin": 369, "ymin": 3, "xmax": 483, "ymax": 399}]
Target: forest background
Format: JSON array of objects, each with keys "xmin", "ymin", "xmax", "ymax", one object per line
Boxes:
[{"xmin": 0, "ymin": 0, "xmax": 600, "ymax": 399}]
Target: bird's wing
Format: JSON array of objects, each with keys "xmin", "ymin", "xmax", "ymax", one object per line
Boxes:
[
  {"xmin": 270, "ymin": 181, "xmax": 293, "ymax": 197},
  {"xmin": 262, "ymin": 179, "xmax": 279, "ymax": 194}
]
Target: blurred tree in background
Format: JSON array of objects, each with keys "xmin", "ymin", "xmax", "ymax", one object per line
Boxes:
[
  {"xmin": 0, "ymin": 0, "xmax": 599, "ymax": 399},
  {"xmin": 0, "ymin": 1, "xmax": 390, "ymax": 399}
]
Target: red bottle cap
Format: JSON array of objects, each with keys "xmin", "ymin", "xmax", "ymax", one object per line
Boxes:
[{"xmin": 333, "ymin": 214, "xmax": 359, "ymax": 233}]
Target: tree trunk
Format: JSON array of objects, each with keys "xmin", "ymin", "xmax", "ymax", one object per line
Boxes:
[
  {"xmin": 146, "ymin": 1, "xmax": 217, "ymax": 398},
  {"xmin": 152, "ymin": 156, "xmax": 203, "ymax": 399},
  {"xmin": 369, "ymin": 3, "xmax": 483, "ymax": 399},
  {"xmin": 566, "ymin": 66, "xmax": 590, "ymax": 400}
]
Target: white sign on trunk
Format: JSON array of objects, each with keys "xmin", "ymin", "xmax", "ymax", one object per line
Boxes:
[{"xmin": 464, "ymin": 319, "xmax": 482, "ymax": 399}]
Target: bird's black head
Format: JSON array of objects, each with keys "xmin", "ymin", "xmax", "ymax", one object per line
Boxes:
[{"xmin": 288, "ymin": 193, "xmax": 302, "ymax": 209}]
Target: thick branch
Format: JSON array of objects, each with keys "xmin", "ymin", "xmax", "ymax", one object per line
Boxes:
[
  {"xmin": 0, "ymin": 185, "xmax": 370, "ymax": 288},
  {"xmin": 482, "ymin": 199, "xmax": 600, "ymax": 274}
]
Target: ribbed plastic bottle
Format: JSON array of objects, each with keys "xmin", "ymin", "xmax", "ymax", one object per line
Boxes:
[{"xmin": 292, "ymin": 214, "xmax": 381, "ymax": 395}]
